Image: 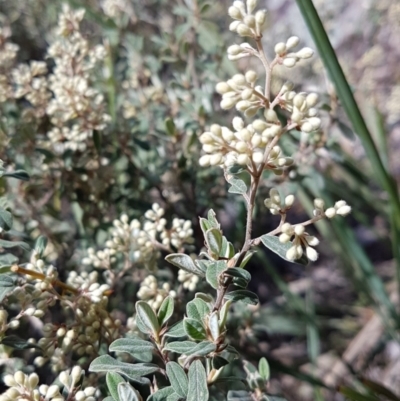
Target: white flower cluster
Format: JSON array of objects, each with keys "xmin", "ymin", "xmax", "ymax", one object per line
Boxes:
[
  {"xmin": 100, "ymin": 0, "xmax": 136, "ymax": 23},
  {"xmin": 45, "ymin": 4, "xmax": 110, "ymax": 153},
  {"xmin": 0, "ymin": 26, "xmax": 18, "ymax": 103},
  {"xmin": 12, "ymin": 61, "xmax": 51, "ymax": 118},
  {"xmin": 228, "ymin": 0, "xmax": 267, "ymax": 39},
  {"xmin": 279, "ymin": 223, "xmax": 320, "ymax": 262},
  {"xmin": 279, "ymin": 86, "xmax": 322, "ymax": 133},
  {"xmin": 0, "ymin": 367, "xmax": 96, "ymax": 401},
  {"xmin": 83, "ymin": 204, "xmax": 194, "ymax": 271},
  {"xmin": 67, "ymin": 270, "xmax": 110, "ymax": 303},
  {"xmin": 199, "ymin": 113, "xmax": 292, "ymax": 170},
  {"xmin": 216, "ymin": 71, "xmax": 265, "ymax": 117},
  {"xmin": 178, "ymin": 269, "xmax": 199, "ymax": 292},
  {"xmin": 264, "ymin": 188, "xmax": 295, "ymax": 215},
  {"xmin": 273, "ymin": 36, "xmax": 314, "ymax": 68},
  {"xmin": 137, "ymin": 275, "xmax": 176, "ymax": 310},
  {"xmin": 313, "ymin": 198, "xmax": 352, "ymax": 219}
]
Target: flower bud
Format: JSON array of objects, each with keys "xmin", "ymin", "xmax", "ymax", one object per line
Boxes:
[
  {"xmin": 246, "ymin": 0, "xmax": 257, "ymax": 13},
  {"xmin": 210, "ymin": 153, "xmax": 223, "ymax": 166},
  {"xmin": 236, "ymin": 100, "xmax": 251, "ymax": 111},
  {"xmin": 210, "ymin": 124, "xmax": 222, "ymax": 136},
  {"xmin": 325, "ymin": 208, "xmax": 336, "ymax": 218},
  {"xmin": 215, "ymin": 82, "xmax": 231, "ymax": 94},
  {"xmin": 306, "ymin": 93, "xmax": 318, "ymax": 107},
  {"xmin": 228, "ymin": 6, "xmax": 242, "ymax": 20},
  {"xmin": 283, "ymin": 57, "xmax": 297, "ymax": 67},
  {"xmin": 314, "ymin": 198, "xmax": 324, "ymax": 210},
  {"xmin": 237, "ymin": 23, "xmax": 253, "ymax": 37},
  {"xmin": 199, "ymin": 155, "xmax": 210, "ymax": 166},
  {"xmin": 28, "ymin": 373, "xmax": 39, "ymax": 390},
  {"xmin": 296, "ymin": 47, "xmax": 314, "ymax": 59},
  {"xmin": 285, "ymin": 195, "xmax": 295, "ymax": 207},
  {"xmin": 237, "ymin": 154, "xmax": 250, "ymax": 165},
  {"xmin": 245, "ymin": 70, "xmax": 257, "ymax": 83},
  {"xmin": 269, "ymin": 188, "xmax": 280, "ymax": 204},
  {"xmin": 252, "ymin": 119, "xmax": 267, "ymax": 131},
  {"xmin": 227, "ymin": 44, "xmax": 242, "ymax": 55},
  {"xmin": 229, "ymin": 20, "xmax": 241, "ymax": 31},
  {"xmin": 241, "ymin": 88, "xmax": 254, "ymax": 100},
  {"xmin": 71, "ymin": 366, "xmax": 83, "ymax": 385},
  {"xmin": 235, "ymin": 141, "xmax": 248, "ymax": 153},
  {"xmin": 336, "ymin": 205, "xmax": 351, "ymax": 216},
  {"xmin": 3, "ymin": 375, "xmax": 16, "ymax": 387},
  {"xmin": 238, "ymin": 128, "xmax": 252, "ymax": 141},
  {"xmin": 293, "ymin": 94, "xmax": 305, "ymax": 108},
  {"xmin": 252, "ymin": 151, "xmax": 264, "ymax": 164},
  {"xmin": 286, "ymin": 36, "xmax": 300, "ymax": 49},
  {"xmin": 232, "ymin": 116, "xmax": 244, "ymax": 131},
  {"xmin": 232, "ymin": 74, "xmax": 246, "ymax": 86},
  {"xmin": 294, "ymin": 225, "xmax": 305, "ymax": 236},
  {"xmin": 244, "ymin": 15, "xmax": 256, "ymax": 28},
  {"xmin": 300, "ymin": 122, "xmax": 313, "ymax": 133},
  {"xmin": 306, "ymin": 247, "xmax": 318, "ymax": 261},
  {"xmin": 199, "ymin": 132, "xmax": 213, "ymax": 144},
  {"xmin": 255, "ymin": 10, "xmax": 267, "ymax": 27},
  {"xmin": 221, "ymin": 97, "xmax": 237, "ymax": 109},
  {"xmin": 279, "ymin": 233, "xmax": 291, "ymax": 243},
  {"xmin": 274, "ymin": 42, "xmax": 286, "ymax": 55},
  {"xmin": 14, "ymin": 371, "xmax": 26, "ymax": 386}
]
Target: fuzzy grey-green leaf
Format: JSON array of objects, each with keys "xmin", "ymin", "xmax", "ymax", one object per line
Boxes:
[
  {"xmin": 117, "ymin": 382, "xmax": 141, "ymax": 401},
  {"xmin": 165, "ymin": 253, "xmax": 204, "ymax": 276},
  {"xmin": 224, "ymin": 290, "xmax": 259, "ymax": 305},
  {"xmin": 260, "ymin": 235, "xmax": 308, "ymax": 265},
  {"xmin": 183, "ymin": 318, "xmax": 207, "ymax": 340},
  {"xmin": 158, "ymin": 296, "xmax": 174, "ymax": 326},
  {"xmin": 135, "ymin": 301, "xmax": 160, "ymax": 337},
  {"xmin": 106, "ymin": 372, "xmax": 125, "ymax": 401},
  {"xmin": 205, "ymin": 261, "xmax": 226, "ymax": 289},
  {"xmin": 0, "ymin": 275, "xmax": 17, "ymax": 302},
  {"xmin": 186, "ymin": 298, "xmax": 210, "ymax": 321},
  {"xmin": 109, "ymin": 337, "xmax": 154, "ymax": 362},
  {"xmin": 205, "ymin": 228, "xmax": 223, "ymax": 256},
  {"xmin": 187, "ymin": 360, "xmax": 209, "ymax": 401},
  {"xmin": 166, "ymin": 362, "xmax": 188, "ymax": 398},
  {"xmin": 228, "ymin": 177, "xmax": 247, "ymax": 195}
]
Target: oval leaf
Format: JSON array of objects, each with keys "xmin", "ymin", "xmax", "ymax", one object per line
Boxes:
[
  {"xmin": 187, "ymin": 360, "xmax": 209, "ymax": 401},
  {"xmin": 260, "ymin": 235, "xmax": 308, "ymax": 265},
  {"xmin": 109, "ymin": 337, "xmax": 154, "ymax": 362},
  {"xmin": 135, "ymin": 301, "xmax": 160, "ymax": 337},
  {"xmin": 165, "ymin": 254, "xmax": 204, "ymax": 276},
  {"xmin": 117, "ymin": 382, "xmax": 141, "ymax": 401},
  {"xmin": 183, "ymin": 318, "xmax": 206, "ymax": 340},
  {"xmin": 224, "ymin": 290, "xmax": 259, "ymax": 305},
  {"xmin": 166, "ymin": 362, "xmax": 188, "ymax": 398},
  {"xmin": 106, "ymin": 372, "xmax": 125, "ymax": 401},
  {"xmin": 158, "ymin": 296, "xmax": 174, "ymax": 327}
]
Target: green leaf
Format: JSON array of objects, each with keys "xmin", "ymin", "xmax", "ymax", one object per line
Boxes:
[
  {"xmin": 106, "ymin": 372, "xmax": 125, "ymax": 401},
  {"xmin": 206, "ymin": 261, "xmax": 226, "ymax": 289},
  {"xmin": 258, "ymin": 358, "xmax": 270, "ymax": 381},
  {"xmin": 147, "ymin": 387, "xmax": 176, "ymax": 401},
  {"xmin": 227, "ymin": 165, "xmax": 245, "ymax": 175},
  {"xmin": 135, "ymin": 301, "xmax": 160, "ymax": 337},
  {"xmin": 227, "ymin": 390, "xmax": 253, "ymax": 401},
  {"xmin": 219, "ymin": 300, "xmax": 232, "ymax": 330},
  {"xmin": 166, "ymin": 362, "xmax": 188, "ymax": 398},
  {"xmin": 260, "ymin": 235, "xmax": 308, "ymax": 265},
  {"xmin": 1, "ymin": 170, "xmax": 30, "ymax": 181},
  {"xmin": 117, "ymin": 382, "xmax": 141, "ymax": 401},
  {"xmin": 165, "ymin": 254, "xmax": 204, "ymax": 276},
  {"xmin": 205, "ymin": 228, "xmax": 222, "ymax": 257},
  {"xmin": 240, "ymin": 250, "xmax": 256, "ymax": 268},
  {"xmin": 109, "ymin": 337, "xmax": 155, "ymax": 362},
  {"xmin": 224, "ymin": 290, "xmax": 259, "ymax": 305},
  {"xmin": 165, "ymin": 118, "xmax": 176, "ymax": 136},
  {"xmin": 0, "ymin": 274, "xmax": 17, "ymax": 302},
  {"xmin": 0, "ymin": 208, "xmax": 13, "ymax": 231},
  {"xmin": 34, "ymin": 236, "xmax": 48, "ymax": 258},
  {"xmin": 207, "ymin": 209, "xmax": 220, "ymax": 229},
  {"xmin": 165, "ymin": 321, "xmax": 186, "ymax": 338},
  {"xmin": 158, "ymin": 296, "xmax": 174, "ymax": 327},
  {"xmin": 0, "ymin": 253, "xmax": 18, "ymax": 268},
  {"xmin": 223, "ymin": 267, "xmax": 251, "ymax": 285},
  {"xmin": 186, "ymin": 298, "xmax": 210, "ymax": 321},
  {"xmin": 187, "ymin": 361, "xmax": 209, "ymax": 401},
  {"xmin": 199, "ymin": 218, "xmax": 212, "ymax": 236},
  {"xmin": 89, "ymin": 355, "xmax": 159, "ymax": 384},
  {"xmin": 164, "ymin": 341, "xmax": 198, "ymax": 354},
  {"xmin": 228, "ymin": 178, "xmax": 247, "ymax": 195},
  {"xmin": 0, "ymin": 239, "xmax": 30, "ymax": 251},
  {"xmin": 1, "ymin": 335, "xmax": 41, "ymax": 350},
  {"xmin": 212, "ymin": 355, "xmax": 229, "ymax": 370},
  {"xmin": 183, "ymin": 318, "xmax": 207, "ymax": 340},
  {"xmin": 194, "ymin": 292, "xmax": 214, "ymax": 303}
]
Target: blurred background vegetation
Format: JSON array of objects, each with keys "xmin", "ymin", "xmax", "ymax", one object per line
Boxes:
[{"xmin": 1, "ymin": 0, "xmax": 400, "ymax": 399}]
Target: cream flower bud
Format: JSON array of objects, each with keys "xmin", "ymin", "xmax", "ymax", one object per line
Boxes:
[
  {"xmin": 221, "ymin": 97, "xmax": 237, "ymax": 109},
  {"xmin": 286, "ymin": 246, "xmax": 300, "ymax": 261},
  {"xmin": 286, "ymin": 36, "xmax": 300, "ymax": 49},
  {"xmin": 199, "ymin": 132, "xmax": 213, "ymax": 144},
  {"xmin": 210, "ymin": 124, "xmax": 222, "ymax": 136},
  {"xmin": 235, "ymin": 141, "xmax": 248, "ymax": 153},
  {"xmin": 309, "ymin": 117, "xmax": 321, "ymax": 130},
  {"xmin": 237, "ymin": 154, "xmax": 250, "ymax": 165},
  {"xmin": 47, "ymin": 385, "xmax": 60, "ymax": 399},
  {"xmin": 14, "ymin": 371, "xmax": 26, "ymax": 386},
  {"xmin": 3, "ymin": 375, "xmax": 16, "ymax": 387},
  {"xmin": 283, "ymin": 57, "xmax": 297, "ymax": 67},
  {"xmin": 227, "ymin": 44, "xmax": 242, "ymax": 55},
  {"xmin": 251, "ymin": 134, "xmax": 262, "ymax": 147},
  {"xmin": 293, "ymin": 94, "xmax": 305, "ymax": 108},
  {"xmin": 232, "ymin": 74, "xmax": 246, "ymax": 86},
  {"xmin": 228, "ymin": 6, "xmax": 242, "ymax": 20},
  {"xmin": 210, "ymin": 153, "xmax": 223, "ymax": 166},
  {"xmin": 71, "ymin": 366, "xmax": 83, "ymax": 385},
  {"xmin": 237, "ymin": 24, "xmax": 253, "ymax": 37},
  {"xmin": 325, "ymin": 207, "xmax": 336, "ymax": 218},
  {"xmin": 264, "ymin": 109, "xmax": 278, "ymax": 123},
  {"xmin": 252, "ymin": 119, "xmax": 267, "ymax": 131},
  {"xmin": 232, "ymin": 116, "xmax": 244, "ymax": 131},
  {"xmin": 294, "ymin": 225, "xmax": 305, "ymax": 236},
  {"xmin": 255, "ymin": 10, "xmax": 267, "ymax": 27},
  {"xmin": 269, "ymin": 188, "xmax": 280, "ymax": 204},
  {"xmin": 335, "ymin": 200, "xmax": 347, "ymax": 209},
  {"xmin": 300, "ymin": 122, "xmax": 313, "ymax": 133},
  {"xmin": 314, "ymin": 198, "xmax": 325, "ymax": 210},
  {"xmin": 252, "ymin": 152, "xmax": 264, "ymax": 164},
  {"xmin": 336, "ymin": 205, "xmax": 351, "ymax": 216},
  {"xmin": 245, "ymin": 106, "xmax": 259, "ymax": 118},
  {"xmin": 238, "ymin": 128, "xmax": 252, "ymax": 141},
  {"xmin": 279, "ymin": 233, "xmax": 291, "ymax": 243},
  {"xmin": 216, "ymin": 82, "xmax": 231, "ymax": 94},
  {"xmin": 274, "ymin": 42, "xmax": 287, "ymax": 55},
  {"xmin": 285, "ymin": 195, "xmax": 295, "ymax": 207},
  {"xmin": 296, "ymin": 47, "xmax": 314, "ymax": 59},
  {"xmin": 229, "ymin": 20, "xmax": 241, "ymax": 31},
  {"xmin": 244, "ymin": 15, "xmax": 256, "ymax": 28},
  {"xmin": 222, "ymin": 128, "xmax": 234, "ymax": 142},
  {"xmin": 306, "ymin": 236, "xmax": 319, "ymax": 246},
  {"xmin": 28, "ymin": 373, "xmax": 39, "ymax": 389},
  {"xmin": 245, "ymin": 70, "xmax": 257, "ymax": 83},
  {"xmin": 241, "ymin": 88, "xmax": 253, "ymax": 100},
  {"xmin": 306, "ymin": 246, "xmax": 318, "ymax": 261},
  {"xmin": 306, "ymin": 93, "xmax": 318, "ymax": 107},
  {"xmin": 246, "ymin": 0, "xmax": 257, "ymax": 13},
  {"xmin": 236, "ymin": 100, "xmax": 251, "ymax": 111}
]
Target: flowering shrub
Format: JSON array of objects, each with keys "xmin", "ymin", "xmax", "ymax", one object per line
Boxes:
[{"xmin": 0, "ymin": 0, "xmax": 355, "ymax": 400}]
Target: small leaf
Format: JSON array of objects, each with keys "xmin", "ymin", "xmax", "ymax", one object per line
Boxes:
[
  {"xmin": 0, "ymin": 274, "xmax": 17, "ymax": 302},
  {"xmin": 165, "ymin": 118, "xmax": 176, "ymax": 136},
  {"xmin": 227, "ymin": 164, "xmax": 245, "ymax": 175},
  {"xmin": 212, "ymin": 356, "xmax": 229, "ymax": 370},
  {"xmin": 34, "ymin": 236, "xmax": 48, "ymax": 258},
  {"xmin": 117, "ymin": 382, "xmax": 141, "ymax": 401},
  {"xmin": 258, "ymin": 357, "xmax": 270, "ymax": 381},
  {"xmin": 0, "ymin": 208, "xmax": 13, "ymax": 231},
  {"xmin": 1, "ymin": 170, "xmax": 30, "ymax": 181},
  {"xmin": 164, "ymin": 341, "xmax": 198, "ymax": 354},
  {"xmin": 135, "ymin": 301, "xmax": 160, "ymax": 337},
  {"xmin": 228, "ymin": 178, "xmax": 247, "ymax": 195},
  {"xmin": 165, "ymin": 254, "xmax": 204, "ymax": 276},
  {"xmin": 227, "ymin": 390, "xmax": 253, "ymax": 401},
  {"xmin": 183, "ymin": 318, "xmax": 207, "ymax": 340},
  {"xmin": 199, "ymin": 218, "xmax": 212, "ymax": 236},
  {"xmin": 187, "ymin": 360, "xmax": 209, "ymax": 401},
  {"xmin": 206, "ymin": 261, "xmax": 226, "ymax": 289},
  {"xmin": 186, "ymin": 298, "xmax": 210, "ymax": 321},
  {"xmin": 205, "ymin": 228, "xmax": 223, "ymax": 257},
  {"xmin": 106, "ymin": 372, "xmax": 125, "ymax": 401},
  {"xmin": 165, "ymin": 321, "xmax": 186, "ymax": 338},
  {"xmin": 1, "ymin": 335, "xmax": 41, "ymax": 350},
  {"xmin": 0, "ymin": 253, "xmax": 18, "ymax": 268},
  {"xmin": 158, "ymin": 296, "xmax": 174, "ymax": 327},
  {"xmin": 0, "ymin": 239, "xmax": 30, "ymax": 251},
  {"xmin": 224, "ymin": 290, "xmax": 259, "ymax": 305},
  {"xmin": 166, "ymin": 362, "xmax": 188, "ymax": 398},
  {"xmin": 219, "ymin": 300, "xmax": 232, "ymax": 330},
  {"xmin": 147, "ymin": 387, "xmax": 176, "ymax": 401},
  {"xmin": 223, "ymin": 267, "xmax": 251, "ymax": 284},
  {"xmin": 207, "ymin": 209, "xmax": 220, "ymax": 229},
  {"xmin": 260, "ymin": 235, "xmax": 308, "ymax": 265},
  {"xmin": 89, "ymin": 355, "xmax": 159, "ymax": 384},
  {"xmin": 195, "ymin": 260, "xmax": 212, "ymax": 273},
  {"xmin": 109, "ymin": 337, "xmax": 155, "ymax": 362},
  {"xmin": 239, "ymin": 250, "xmax": 256, "ymax": 268},
  {"xmin": 194, "ymin": 292, "xmax": 214, "ymax": 303}
]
